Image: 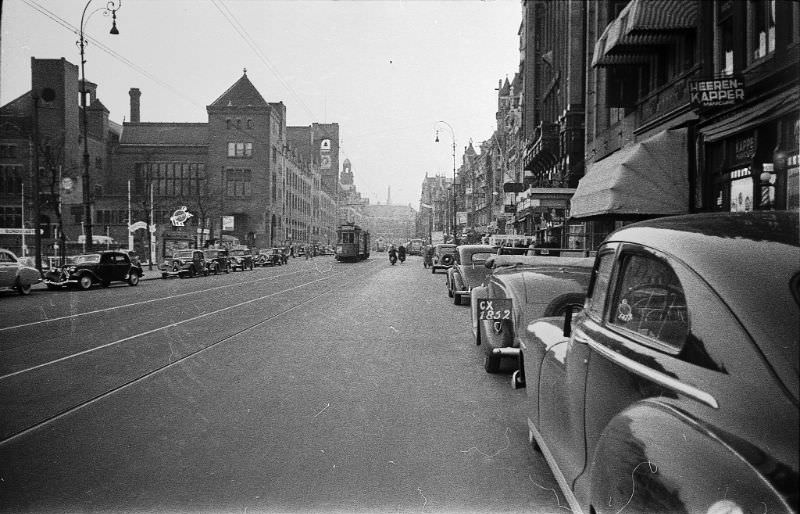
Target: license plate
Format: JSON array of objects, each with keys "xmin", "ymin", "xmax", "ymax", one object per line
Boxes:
[{"xmin": 477, "ymin": 298, "xmax": 512, "ymax": 321}]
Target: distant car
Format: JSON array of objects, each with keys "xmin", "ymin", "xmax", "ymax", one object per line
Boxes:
[
  {"xmin": 227, "ymin": 248, "xmax": 254, "ymax": 271},
  {"xmin": 0, "ymin": 248, "xmax": 42, "ymax": 295},
  {"xmin": 431, "ymin": 244, "xmax": 457, "ymax": 274},
  {"xmin": 471, "ymin": 255, "xmax": 593, "ymax": 374},
  {"xmin": 204, "ymin": 249, "xmax": 231, "ymax": 274},
  {"xmin": 44, "ymin": 251, "xmax": 143, "ymax": 290},
  {"xmin": 446, "ymin": 244, "xmax": 496, "ymax": 305},
  {"xmin": 256, "ymin": 248, "xmax": 282, "ymax": 267},
  {"xmin": 161, "ymin": 249, "xmax": 206, "ymax": 278},
  {"xmin": 519, "ymin": 212, "xmax": 800, "ymax": 514}
]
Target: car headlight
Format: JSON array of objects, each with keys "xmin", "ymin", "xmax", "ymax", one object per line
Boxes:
[{"xmin": 67, "ymin": 266, "xmax": 77, "ymax": 273}]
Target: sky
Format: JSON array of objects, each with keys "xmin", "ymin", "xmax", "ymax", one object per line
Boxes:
[{"xmin": 1, "ymin": 0, "xmax": 522, "ymax": 207}]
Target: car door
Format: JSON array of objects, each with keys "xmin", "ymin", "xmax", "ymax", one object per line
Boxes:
[{"xmin": 537, "ymin": 247, "xmax": 616, "ymax": 490}]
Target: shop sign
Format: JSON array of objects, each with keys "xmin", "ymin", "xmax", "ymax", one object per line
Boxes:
[
  {"xmin": 732, "ymin": 133, "xmax": 757, "ymax": 165},
  {"xmin": 222, "ymin": 215, "xmax": 235, "ymax": 231},
  {"xmin": 170, "ymin": 206, "xmax": 193, "ymax": 227},
  {"xmin": 689, "ymin": 76, "xmax": 745, "ymax": 107}
]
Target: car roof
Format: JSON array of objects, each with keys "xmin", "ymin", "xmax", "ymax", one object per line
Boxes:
[{"xmin": 607, "ymin": 211, "xmax": 799, "ymax": 397}]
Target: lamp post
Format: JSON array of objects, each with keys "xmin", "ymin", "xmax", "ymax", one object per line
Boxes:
[
  {"xmin": 78, "ymin": 0, "xmax": 122, "ymax": 253},
  {"xmin": 435, "ymin": 120, "xmax": 457, "ymax": 244}
]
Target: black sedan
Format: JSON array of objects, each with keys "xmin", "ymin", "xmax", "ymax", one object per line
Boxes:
[
  {"xmin": 519, "ymin": 212, "xmax": 799, "ymax": 514},
  {"xmin": 44, "ymin": 251, "xmax": 143, "ymax": 290}
]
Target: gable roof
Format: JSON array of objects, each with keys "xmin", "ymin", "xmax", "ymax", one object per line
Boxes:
[{"xmin": 208, "ymin": 73, "xmax": 268, "ymax": 109}]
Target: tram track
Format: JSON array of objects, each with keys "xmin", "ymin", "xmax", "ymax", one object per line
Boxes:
[{"xmin": 0, "ymin": 259, "xmax": 380, "ymax": 445}]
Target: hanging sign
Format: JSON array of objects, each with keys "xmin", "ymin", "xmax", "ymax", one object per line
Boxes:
[
  {"xmin": 170, "ymin": 206, "xmax": 193, "ymax": 227},
  {"xmin": 689, "ymin": 76, "xmax": 745, "ymax": 107}
]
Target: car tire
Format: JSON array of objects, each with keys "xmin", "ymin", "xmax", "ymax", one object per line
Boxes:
[
  {"xmin": 213, "ymin": 264, "xmax": 219, "ymax": 275},
  {"xmin": 189, "ymin": 266, "xmax": 196, "ymax": 278},
  {"xmin": 16, "ymin": 281, "xmax": 32, "ymax": 295},
  {"xmin": 128, "ymin": 273, "xmax": 140, "ymax": 286},
  {"xmin": 162, "ymin": 273, "xmax": 168, "ymax": 279},
  {"xmin": 453, "ymin": 292, "xmax": 460, "ymax": 305},
  {"xmin": 475, "ymin": 318, "xmax": 482, "ymax": 346},
  {"xmin": 224, "ymin": 265, "xmax": 230, "ymax": 274},
  {"xmin": 78, "ymin": 275, "xmax": 93, "ymax": 290}
]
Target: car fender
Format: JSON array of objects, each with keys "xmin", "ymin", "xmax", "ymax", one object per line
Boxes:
[
  {"xmin": 74, "ymin": 269, "xmax": 100, "ymax": 283},
  {"xmin": 584, "ymin": 400, "xmax": 793, "ymax": 514},
  {"xmin": 470, "ymin": 285, "xmax": 488, "ymax": 342}
]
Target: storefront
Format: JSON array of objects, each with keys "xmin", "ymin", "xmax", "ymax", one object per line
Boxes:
[{"xmin": 700, "ymin": 89, "xmax": 799, "ymax": 213}]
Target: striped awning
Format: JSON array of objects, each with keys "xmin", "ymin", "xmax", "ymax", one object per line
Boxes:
[{"xmin": 592, "ymin": 0, "xmax": 697, "ymax": 67}]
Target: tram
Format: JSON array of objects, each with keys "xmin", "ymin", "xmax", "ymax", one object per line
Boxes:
[{"xmin": 335, "ymin": 223, "xmax": 370, "ymax": 262}]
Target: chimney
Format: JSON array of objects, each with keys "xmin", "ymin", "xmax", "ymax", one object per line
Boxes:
[{"xmin": 129, "ymin": 88, "xmax": 141, "ymax": 123}]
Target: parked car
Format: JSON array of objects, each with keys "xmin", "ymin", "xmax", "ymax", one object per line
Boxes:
[
  {"xmin": 431, "ymin": 243, "xmax": 457, "ymax": 274},
  {"xmin": 519, "ymin": 212, "xmax": 799, "ymax": 514},
  {"xmin": 256, "ymin": 248, "xmax": 283, "ymax": 267},
  {"xmin": 228, "ymin": 247, "xmax": 254, "ymax": 271},
  {"xmin": 445, "ymin": 244, "xmax": 496, "ymax": 305},
  {"xmin": 44, "ymin": 251, "xmax": 143, "ymax": 290},
  {"xmin": 161, "ymin": 249, "xmax": 207, "ymax": 278},
  {"xmin": 204, "ymin": 248, "xmax": 231, "ymax": 274},
  {"xmin": 471, "ymin": 255, "xmax": 593, "ymax": 373},
  {"xmin": 0, "ymin": 248, "xmax": 42, "ymax": 295}
]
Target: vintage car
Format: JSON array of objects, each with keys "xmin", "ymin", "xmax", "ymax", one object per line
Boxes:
[
  {"xmin": 471, "ymin": 255, "xmax": 593, "ymax": 373},
  {"xmin": 445, "ymin": 244, "xmax": 496, "ymax": 305},
  {"xmin": 44, "ymin": 251, "xmax": 143, "ymax": 290},
  {"xmin": 227, "ymin": 247, "xmax": 254, "ymax": 271},
  {"xmin": 431, "ymin": 243, "xmax": 457, "ymax": 274},
  {"xmin": 256, "ymin": 248, "xmax": 283, "ymax": 267},
  {"xmin": 519, "ymin": 212, "xmax": 799, "ymax": 514},
  {"xmin": 0, "ymin": 248, "xmax": 42, "ymax": 295},
  {"xmin": 204, "ymin": 248, "xmax": 231, "ymax": 274},
  {"xmin": 161, "ymin": 249, "xmax": 207, "ymax": 278}
]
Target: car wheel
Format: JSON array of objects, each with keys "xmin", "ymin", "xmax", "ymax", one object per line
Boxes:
[
  {"xmin": 128, "ymin": 273, "xmax": 140, "ymax": 286},
  {"xmin": 475, "ymin": 318, "xmax": 483, "ymax": 346},
  {"xmin": 189, "ymin": 266, "xmax": 196, "ymax": 278},
  {"xmin": 78, "ymin": 275, "xmax": 93, "ymax": 290},
  {"xmin": 161, "ymin": 273, "xmax": 168, "ymax": 279},
  {"xmin": 224, "ymin": 265, "xmax": 230, "ymax": 274},
  {"xmin": 16, "ymin": 281, "xmax": 32, "ymax": 295},
  {"xmin": 453, "ymin": 292, "xmax": 460, "ymax": 305},
  {"xmin": 213, "ymin": 264, "xmax": 219, "ymax": 275}
]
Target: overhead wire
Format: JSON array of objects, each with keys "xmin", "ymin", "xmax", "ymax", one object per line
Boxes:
[{"xmin": 21, "ymin": 0, "xmax": 207, "ymax": 111}]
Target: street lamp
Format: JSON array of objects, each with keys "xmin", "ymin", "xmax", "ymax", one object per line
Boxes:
[
  {"xmin": 434, "ymin": 120, "xmax": 457, "ymax": 244},
  {"xmin": 78, "ymin": 0, "xmax": 122, "ymax": 252}
]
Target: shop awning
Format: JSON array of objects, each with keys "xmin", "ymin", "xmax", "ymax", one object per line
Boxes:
[
  {"xmin": 592, "ymin": 0, "xmax": 697, "ymax": 67},
  {"xmin": 570, "ymin": 128, "xmax": 688, "ymax": 219},
  {"xmin": 701, "ymin": 88, "xmax": 800, "ymax": 142}
]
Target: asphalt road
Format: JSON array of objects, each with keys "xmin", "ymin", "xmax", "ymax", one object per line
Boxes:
[{"xmin": 0, "ymin": 255, "xmax": 567, "ymax": 513}]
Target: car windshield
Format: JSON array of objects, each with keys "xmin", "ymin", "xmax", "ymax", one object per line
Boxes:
[
  {"xmin": 72, "ymin": 254, "xmax": 101, "ymax": 264},
  {"xmin": 172, "ymin": 250, "xmax": 194, "ymax": 259},
  {"xmin": 230, "ymin": 250, "xmax": 245, "ymax": 256}
]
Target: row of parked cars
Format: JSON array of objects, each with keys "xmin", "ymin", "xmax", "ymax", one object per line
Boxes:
[
  {"xmin": 0, "ymin": 245, "xmax": 295, "ymax": 294},
  {"xmin": 435, "ymin": 212, "xmax": 799, "ymax": 514},
  {"xmin": 161, "ymin": 247, "xmax": 290, "ymax": 279}
]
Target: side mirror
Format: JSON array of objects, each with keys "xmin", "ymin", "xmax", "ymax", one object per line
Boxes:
[{"xmin": 563, "ymin": 308, "xmax": 573, "ymax": 338}]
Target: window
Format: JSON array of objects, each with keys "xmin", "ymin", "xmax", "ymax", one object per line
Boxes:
[
  {"xmin": 750, "ymin": 0, "xmax": 776, "ymax": 62},
  {"xmin": 609, "ymin": 252, "xmax": 688, "ymax": 351},
  {"xmin": 0, "ymin": 144, "xmax": 17, "ymax": 158},
  {"xmin": 0, "ymin": 165, "xmax": 23, "ymax": 195},
  {"xmin": 586, "ymin": 250, "xmax": 615, "ymax": 320},
  {"xmin": 0, "ymin": 206, "xmax": 22, "ymax": 227},
  {"xmin": 247, "ymin": 119, "xmax": 254, "ymax": 129},
  {"xmin": 225, "ymin": 168, "xmax": 252, "ymax": 198},
  {"xmin": 227, "ymin": 142, "xmax": 253, "ymax": 158},
  {"xmin": 136, "ymin": 162, "xmax": 206, "ymax": 197}
]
